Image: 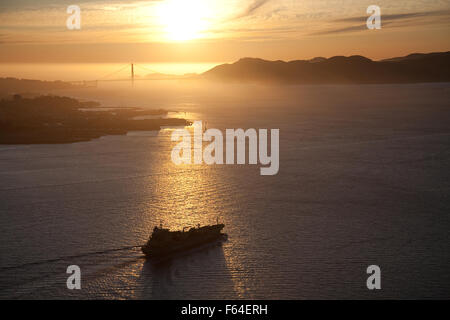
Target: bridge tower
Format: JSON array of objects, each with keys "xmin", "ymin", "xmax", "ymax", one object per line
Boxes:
[{"xmin": 131, "ymin": 63, "xmax": 135, "ymax": 87}]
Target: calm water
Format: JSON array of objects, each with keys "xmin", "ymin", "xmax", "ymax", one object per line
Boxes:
[{"xmin": 0, "ymin": 82, "xmax": 449, "ymax": 299}]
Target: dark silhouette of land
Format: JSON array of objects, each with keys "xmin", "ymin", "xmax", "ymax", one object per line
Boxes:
[
  {"xmin": 202, "ymin": 51, "xmax": 450, "ymax": 84},
  {"xmin": 0, "ymin": 78, "xmax": 77, "ymax": 96},
  {"xmin": 1, "ymin": 51, "xmax": 448, "ymax": 144},
  {"xmin": 0, "ymin": 95, "xmax": 190, "ymax": 144}
]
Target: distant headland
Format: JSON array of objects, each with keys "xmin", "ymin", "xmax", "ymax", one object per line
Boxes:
[
  {"xmin": 0, "ymin": 77, "xmax": 77, "ymax": 96},
  {"xmin": 0, "ymin": 95, "xmax": 190, "ymax": 144},
  {"xmin": 202, "ymin": 51, "xmax": 450, "ymax": 84}
]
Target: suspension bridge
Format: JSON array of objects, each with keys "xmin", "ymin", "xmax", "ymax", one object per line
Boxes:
[{"xmin": 69, "ymin": 63, "xmax": 188, "ymax": 88}]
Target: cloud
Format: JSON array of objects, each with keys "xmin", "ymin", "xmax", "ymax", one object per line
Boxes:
[
  {"xmin": 235, "ymin": 0, "xmax": 270, "ymax": 19},
  {"xmin": 312, "ymin": 9, "xmax": 450, "ymax": 36},
  {"xmin": 334, "ymin": 10, "xmax": 450, "ymax": 24},
  {"xmin": 311, "ymin": 22, "xmax": 399, "ymax": 36},
  {"xmin": 0, "ymin": 0, "xmax": 160, "ymax": 12},
  {"xmin": 246, "ymin": 0, "xmax": 269, "ymax": 15}
]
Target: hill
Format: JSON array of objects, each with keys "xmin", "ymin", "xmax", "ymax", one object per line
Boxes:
[
  {"xmin": 0, "ymin": 78, "xmax": 77, "ymax": 95},
  {"xmin": 0, "ymin": 95, "xmax": 190, "ymax": 144},
  {"xmin": 202, "ymin": 52, "xmax": 450, "ymax": 84}
]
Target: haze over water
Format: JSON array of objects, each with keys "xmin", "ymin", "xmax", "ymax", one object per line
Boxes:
[
  {"xmin": 0, "ymin": 63, "xmax": 219, "ymax": 81},
  {"xmin": 1, "ymin": 78, "xmax": 449, "ymax": 299}
]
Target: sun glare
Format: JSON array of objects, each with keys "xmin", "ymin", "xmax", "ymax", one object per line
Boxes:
[{"xmin": 157, "ymin": 0, "xmax": 212, "ymax": 41}]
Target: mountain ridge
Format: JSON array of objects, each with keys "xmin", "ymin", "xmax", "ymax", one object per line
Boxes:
[{"xmin": 202, "ymin": 51, "xmax": 450, "ymax": 84}]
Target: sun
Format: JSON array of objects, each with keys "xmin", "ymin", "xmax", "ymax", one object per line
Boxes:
[{"xmin": 157, "ymin": 0, "xmax": 211, "ymax": 41}]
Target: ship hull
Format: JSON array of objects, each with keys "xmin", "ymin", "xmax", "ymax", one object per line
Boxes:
[{"xmin": 142, "ymin": 224, "xmax": 226, "ymax": 259}]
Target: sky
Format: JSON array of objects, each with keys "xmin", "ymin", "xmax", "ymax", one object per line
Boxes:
[{"xmin": 0, "ymin": 0, "xmax": 449, "ymax": 63}]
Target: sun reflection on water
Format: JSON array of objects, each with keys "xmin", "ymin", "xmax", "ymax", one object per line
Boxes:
[
  {"xmin": 140, "ymin": 122, "xmax": 226, "ymax": 232},
  {"xmin": 131, "ymin": 118, "xmax": 253, "ymax": 298}
]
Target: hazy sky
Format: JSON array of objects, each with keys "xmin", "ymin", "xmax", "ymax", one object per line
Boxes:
[{"xmin": 0, "ymin": 0, "xmax": 449, "ymax": 62}]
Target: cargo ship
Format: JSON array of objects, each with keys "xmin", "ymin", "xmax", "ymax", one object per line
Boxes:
[{"xmin": 142, "ymin": 223, "xmax": 226, "ymax": 258}]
